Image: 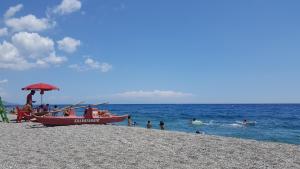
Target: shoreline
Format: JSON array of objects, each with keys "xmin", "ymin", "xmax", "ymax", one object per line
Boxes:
[
  {"xmin": 6, "ymin": 113, "xmax": 298, "ymax": 146},
  {"xmin": 0, "ymin": 114, "xmax": 299, "ymax": 169}
]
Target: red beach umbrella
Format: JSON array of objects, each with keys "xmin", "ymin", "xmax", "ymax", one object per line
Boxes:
[
  {"xmin": 22, "ymin": 83, "xmax": 59, "ymax": 91},
  {"xmin": 22, "ymin": 83, "xmax": 59, "ymax": 104}
]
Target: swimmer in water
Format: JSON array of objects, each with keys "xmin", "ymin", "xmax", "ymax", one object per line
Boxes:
[
  {"xmin": 196, "ymin": 130, "xmax": 205, "ymax": 134},
  {"xmin": 159, "ymin": 121, "xmax": 165, "ymax": 130},
  {"xmin": 242, "ymin": 119, "xmax": 256, "ymax": 126},
  {"xmin": 146, "ymin": 120, "xmax": 152, "ymax": 129},
  {"xmin": 127, "ymin": 115, "xmax": 132, "ymax": 126},
  {"xmin": 192, "ymin": 118, "xmax": 203, "ymax": 125}
]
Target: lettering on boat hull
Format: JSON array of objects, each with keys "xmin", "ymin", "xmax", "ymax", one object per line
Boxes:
[{"xmin": 74, "ymin": 119, "xmax": 100, "ymax": 123}]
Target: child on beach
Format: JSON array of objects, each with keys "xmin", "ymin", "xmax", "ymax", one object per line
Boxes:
[{"xmin": 146, "ymin": 121, "xmax": 152, "ymax": 129}]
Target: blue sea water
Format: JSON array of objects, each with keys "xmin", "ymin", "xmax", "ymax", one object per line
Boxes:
[
  {"xmin": 80, "ymin": 104, "xmax": 300, "ymax": 145},
  {"xmin": 8, "ymin": 104, "xmax": 300, "ymax": 144}
]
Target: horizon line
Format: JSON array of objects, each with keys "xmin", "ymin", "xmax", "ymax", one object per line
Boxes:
[{"xmin": 6, "ymin": 102, "xmax": 300, "ymax": 105}]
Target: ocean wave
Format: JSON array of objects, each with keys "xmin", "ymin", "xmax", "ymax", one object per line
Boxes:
[
  {"xmin": 202, "ymin": 120, "xmax": 216, "ymax": 126},
  {"xmin": 226, "ymin": 123, "xmax": 244, "ymax": 128},
  {"xmin": 236, "ymin": 120, "xmax": 257, "ymax": 126}
]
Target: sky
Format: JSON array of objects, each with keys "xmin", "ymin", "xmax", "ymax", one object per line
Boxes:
[{"xmin": 0, "ymin": 0, "xmax": 300, "ymax": 104}]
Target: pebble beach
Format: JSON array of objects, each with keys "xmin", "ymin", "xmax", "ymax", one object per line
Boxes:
[
  {"xmin": 0, "ymin": 115, "xmax": 299, "ymax": 169},
  {"xmin": 0, "ymin": 114, "xmax": 300, "ymax": 169}
]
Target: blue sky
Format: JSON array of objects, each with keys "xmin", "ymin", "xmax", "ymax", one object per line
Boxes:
[{"xmin": 0, "ymin": 0, "xmax": 300, "ymax": 104}]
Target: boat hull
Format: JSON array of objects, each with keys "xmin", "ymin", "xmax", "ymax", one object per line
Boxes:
[{"xmin": 35, "ymin": 115, "xmax": 128, "ymax": 126}]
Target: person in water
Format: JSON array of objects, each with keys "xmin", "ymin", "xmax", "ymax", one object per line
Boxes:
[
  {"xmin": 196, "ymin": 130, "xmax": 205, "ymax": 134},
  {"xmin": 146, "ymin": 120, "xmax": 152, "ymax": 129},
  {"xmin": 26, "ymin": 90, "xmax": 35, "ymax": 106},
  {"xmin": 127, "ymin": 115, "xmax": 132, "ymax": 126},
  {"xmin": 159, "ymin": 121, "xmax": 165, "ymax": 130}
]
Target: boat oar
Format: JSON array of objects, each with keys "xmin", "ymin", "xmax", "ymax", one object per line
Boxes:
[
  {"xmin": 53, "ymin": 101, "xmax": 85, "ymax": 112},
  {"xmin": 71, "ymin": 102, "xmax": 109, "ymax": 110},
  {"xmin": 34, "ymin": 101, "xmax": 85, "ymax": 116}
]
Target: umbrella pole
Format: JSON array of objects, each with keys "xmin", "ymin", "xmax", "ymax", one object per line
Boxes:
[{"xmin": 41, "ymin": 94, "xmax": 43, "ymax": 105}]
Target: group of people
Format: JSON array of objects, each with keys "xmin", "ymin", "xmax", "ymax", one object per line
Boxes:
[
  {"xmin": 127, "ymin": 116, "xmax": 205, "ymax": 134},
  {"xmin": 25, "ymin": 90, "xmax": 60, "ymax": 115},
  {"xmin": 127, "ymin": 115, "xmax": 165, "ymax": 130}
]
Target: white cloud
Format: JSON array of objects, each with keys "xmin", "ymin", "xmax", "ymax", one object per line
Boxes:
[
  {"xmin": 115, "ymin": 90, "xmax": 193, "ymax": 98},
  {"xmin": 69, "ymin": 58, "xmax": 112, "ymax": 73},
  {"xmin": 57, "ymin": 37, "xmax": 80, "ymax": 53},
  {"xmin": 0, "ymin": 79, "xmax": 8, "ymax": 84},
  {"xmin": 12, "ymin": 32, "xmax": 54, "ymax": 59},
  {"xmin": 4, "ymin": 4, "xmax": 23, "ymax": 19},
  {"xmin": 0, "ymin": 32, "xmax": 67, "ymax": 71},
  {"xmin": 68, "ymin": 64, "xmax": 85, "ymax": 71},
  {"xmin": 35, "ymin": 59, "xmax": 48, "ymax": 67},
  {"xmin": 85, "ymin": 58, "xmax": 112, "ymax": 72},
  {"xmin": 5, "ymin": 14, "xmax": 52, "ymax": 32},
  {"xmin": 0, "ymin": 3, "xmax": 87, "ymax": 71},
  {"xmin": 53, "ymin": 0, "xmax": 82, "ymax": 15},
  {"xmin": 44, "ymin": 52, "xmax": 67, "ymax": 64},
  {"xmin": 0, "ymin": 28, "xmax": 8, "ymax": 37},
  {"xmin": 0, "ymin": 41, "xmax": 19, "ymax": 62},
  {"xmin": 0, "ymin": 41, "xmax": 34, "ymax": 70}
]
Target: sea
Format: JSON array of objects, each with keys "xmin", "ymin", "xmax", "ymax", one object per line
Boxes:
[{"xmin": 7, "ymin": 104, "xmax": 300, "ymax": 145}]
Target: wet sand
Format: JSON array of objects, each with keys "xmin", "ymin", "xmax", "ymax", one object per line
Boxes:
[{"xmin": 0, "ymin": 115, "xmax": 299, "ymax": 169}]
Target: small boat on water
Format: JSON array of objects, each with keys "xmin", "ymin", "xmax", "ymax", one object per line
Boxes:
[{"xmin": 35, "ymin": 107, "xmax": 128, "ymax": 126}]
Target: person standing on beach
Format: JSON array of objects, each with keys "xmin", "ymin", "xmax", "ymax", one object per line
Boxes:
[
  {"xmin": 146, "ymin": 121, "xmax": 152, "ymax": 129},
  {"xmin": 159, "ymin": 121, "xmax": 165, "ymax": 130},
  {"xmin": 128, "ymin": 115, "xmax": 132, "ymax": 126},
  {"xmin": 26, "ymin": 90, "xmax": 35, "ymax": 106}
]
